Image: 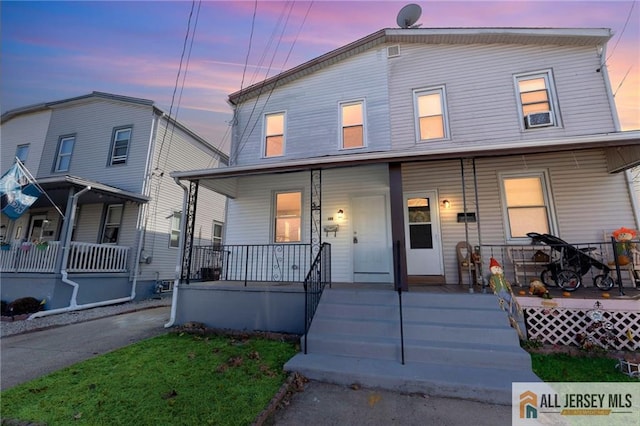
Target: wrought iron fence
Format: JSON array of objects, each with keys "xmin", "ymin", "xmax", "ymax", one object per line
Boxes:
[
  {"xmin": 304, "ymin": 243, "xmax": 331, "ymax": 354},
  {"xmin": 189, "ymin": 244, "xmax": 313, "ymax": 286}
]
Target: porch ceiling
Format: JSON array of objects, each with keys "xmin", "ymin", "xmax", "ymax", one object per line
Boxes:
[
  {"xmin": 31, "ymin": 175, "xmax": 150, "ymax": 208},
  {"xmin": 172, "ymin": 131, "xmax": 640, "ymax": 192}
]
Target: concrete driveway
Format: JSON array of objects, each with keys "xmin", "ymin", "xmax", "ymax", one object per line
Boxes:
[{"xmin": 1, "ymin": 306, "xmax": 170, "ymax": 390}]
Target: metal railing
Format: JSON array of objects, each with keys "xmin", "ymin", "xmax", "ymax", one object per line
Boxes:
[
  {"xmin": 190, "ymin": 244, "xmax": 313, "ymax": 286},
  {"xmin": 480, "ymin": 237, "xmax": 635, "ymax": 295},
  {"xmin": 304, "ymin": 243, "xmax": 331, "ymax": 354}
]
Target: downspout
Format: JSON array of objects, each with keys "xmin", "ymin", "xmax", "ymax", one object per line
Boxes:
[
  {"xmin": 164, "ymin": 177, "xmax": 190, "ymax": 328},
  {"xmin": 29, "ymin": 186, "xmax": 139, "ymax": 319}
]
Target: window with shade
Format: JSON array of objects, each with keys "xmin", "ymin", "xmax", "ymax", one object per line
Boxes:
[
  {"xmin": 264, "ymin": 112, "xmax": 285, "ymax": 157},
  {"xmin": 500, "ymin": 172, "xmax": 556, "ymax": 241},
  {"xmin": 341, "ymin": 101, "xmax": 365, "ymax": 149},
  {"xmin": 414, "ymin": 87, "xmax": 449, "ymax": 141},
  {"xmin": 274, "ymin": 191, "xmax": 301, "ymax": 243}
]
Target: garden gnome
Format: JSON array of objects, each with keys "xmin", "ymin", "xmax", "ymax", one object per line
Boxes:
[
  {"xmin": 488, "ymin": 257, "xmax": 523, "ymax": 337},
  {"xmin": 612, "ymin": 227, "xmax": 637, "ymax": 266}
]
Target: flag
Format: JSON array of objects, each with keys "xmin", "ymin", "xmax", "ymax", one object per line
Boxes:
[{"xmin": 0, "ymin": 162, "xmax": 42, "ymax": 219}]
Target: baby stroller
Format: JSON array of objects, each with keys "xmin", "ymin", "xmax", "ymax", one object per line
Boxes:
[{"xmin": 527, "ymin": 232, "xmax": 615, "ymax": 292}]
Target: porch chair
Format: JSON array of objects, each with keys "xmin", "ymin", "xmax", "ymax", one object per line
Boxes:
[{"xmin": 456, "ymin": 241, "xmax": 479, "ymax": 286}]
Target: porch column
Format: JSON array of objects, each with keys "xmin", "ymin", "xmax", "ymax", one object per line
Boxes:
[
  {"xmin": 180, "ymin": 180, "xmax": 199, "ymax": 284},
  {"xmin": 310, "ymin": 169, "xmax": 322, "ymax": 261},
  {"xmin": 389, "ymin": 163, "xmax": 408, "ymax": 291}
]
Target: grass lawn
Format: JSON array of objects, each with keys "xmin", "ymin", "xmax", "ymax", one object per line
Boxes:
[
  {"xmin": 531, "ymin": 352, "xmax": 639, "ymax": 382},
  {"xmin": 1, "ymin": 333, "xmax": 298, "ymax": 426}
]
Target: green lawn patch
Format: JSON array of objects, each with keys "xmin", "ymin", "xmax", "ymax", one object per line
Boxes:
[
  {"xmin": 531, "ymin": 352, "xmax": 639, "ymax": 382},
  {"xmin": 1, "ymin": 333, "xmax": 298, "ymax": 426}
]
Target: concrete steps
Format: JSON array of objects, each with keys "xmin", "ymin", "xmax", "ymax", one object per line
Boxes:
[{"xmin": 284, "ymin": 288, "xmax": 541, "ymax": 405}]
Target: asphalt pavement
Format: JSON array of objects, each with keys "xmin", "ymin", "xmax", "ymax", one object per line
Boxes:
[{"xmin": 1, "ymin": 305, "xmax": 512, "ymax": 425}]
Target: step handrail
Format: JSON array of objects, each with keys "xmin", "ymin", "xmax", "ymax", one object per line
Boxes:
[{"xmin": 303, "ymin": 243, "xmax": 331, "ymax": 354}]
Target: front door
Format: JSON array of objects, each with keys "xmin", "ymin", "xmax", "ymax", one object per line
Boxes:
[
  {"xmin": 352, "ymin": 194, "xmax": 391, "ymax": 283},
  {"xmin": 404, "ymin": 191, "xmax": 443, "ymax": 275},
  {"xmin": 28, "ymin": 214, "xmax": 49, "ymax": 243}
]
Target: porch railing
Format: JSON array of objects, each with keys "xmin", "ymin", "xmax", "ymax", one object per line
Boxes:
[
  {"xmin": 0, "ymin": 241, "xmax": 129, "ymax": 273},
  {"xmin": 0, "ymin": 241, "xmax": 61, "ymax": 273},
  {"xmin": 480, "ymin": 238, "xmax": 634, "ymax": 295},
  {"xmin": 66, "ymin": 242, "xmax": 129, "ymax": 273},
  {"xmin": 189, "ymin": 244, "xmax": 313, "ymax": 285},
  {"xmin": 304, "ymin": 243, "xmax": 331, "ymax": 354}
]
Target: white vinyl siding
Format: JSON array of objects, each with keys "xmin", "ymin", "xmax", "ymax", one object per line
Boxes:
[
  {"xmin": 0, "ymin": 109, "xmax": 51, "ymax": 176},
  {"xmin": 54, "ymin": 136, "xmax": 75, "ymax": 172},
  {"xmin": 109, "ymin": 127, "xmax": 132, "ymax": 165},
  {"xmin": 340, "ymin": 100, "xmax": 365, "ymax": 149}
]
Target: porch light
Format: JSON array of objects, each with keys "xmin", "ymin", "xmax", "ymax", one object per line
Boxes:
[
  {"xmin": 337, "ymin": 209, "xmax": 344, "ymax": 220},
  {"xmin": 442, "ymin": 200, "xmax": 451, "ymax": 209}
]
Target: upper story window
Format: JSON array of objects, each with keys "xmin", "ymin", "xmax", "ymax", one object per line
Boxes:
[
  {"xmin": 169, "ymin": 211, "xmax": 181, "ymax": 248},
  {"xmin": 101, "ymin": 204, "xmax": 123, "ymax": 244},
  {"xmin": 499, "ymin": 171, "xmax": 557, "ymax": 242},
  {"xmin": 414, "ymin": 87, "xmax": 449, "ymax": 141},
  {"xmin": 274, "ymin": 191, "xmax": 301, "ymax": 243},
  {"xmin": 515, "ymin": 70, "xmax": 560, "ymax": 130},
  {"xmin": 55, "ymin": 135, "xmax": 75, "ymax": 172},
  {"xmin": 340, "ymin": 101, "xmax": 365, "ymax": 149},
  {"xmin": 110, "ymin": 127, "xmax": 132, "ymax": 166},
  {"xmin": 264, "ymin": 112, "xmax": 285, "ymax": 157},
  {"xmin": 15, "ymin": 144, "xmax": 29, "ymax": 163}
]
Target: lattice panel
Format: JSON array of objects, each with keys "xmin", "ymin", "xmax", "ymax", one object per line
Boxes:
[{"xmin": 525, "ymin": 307, "xmax": 639, "ymax": 351}]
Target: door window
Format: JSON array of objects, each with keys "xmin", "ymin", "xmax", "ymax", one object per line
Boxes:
[{"xmin": 407, "ymin": 197, "xmax": 433, "ymax": 249}]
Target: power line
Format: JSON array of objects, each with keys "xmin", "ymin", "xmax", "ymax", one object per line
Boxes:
[{"xmin": 606, "ymin": 0, "xmax": 636, "ymax": 62}]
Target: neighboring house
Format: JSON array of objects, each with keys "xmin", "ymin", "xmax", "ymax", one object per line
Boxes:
[
  {"xmin": 169, "ymin": 27, "xmax": 640, "ymax": 333},
  {"xmin": 1, "ymin": 92, "xmax": 228, "ymax": 312}
]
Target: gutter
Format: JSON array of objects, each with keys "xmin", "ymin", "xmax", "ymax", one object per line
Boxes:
[
  {"xmin": 28, "ymin": 185, "xmax": 135, "ymax": 319},
  {"xmin": 164, "ymin": 177, "xmax": 190, "ymax": 328}
]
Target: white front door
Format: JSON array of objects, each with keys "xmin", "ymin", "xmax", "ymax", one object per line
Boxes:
[
  {"xmin": 352, "ymin": 194, "xmax": 391, "ymax": 282},
  {"xmin": 28, "ymin": 214, "xmax": 49, "ymax": 242},
  {"xmin": 404, "ymin": 191, "xmax": 443, "ymax": 275}
]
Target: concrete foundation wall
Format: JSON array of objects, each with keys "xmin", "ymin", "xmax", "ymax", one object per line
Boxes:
[{"xmin": 175, "ymin": 284, "xmax": 305, "ymax": 335}]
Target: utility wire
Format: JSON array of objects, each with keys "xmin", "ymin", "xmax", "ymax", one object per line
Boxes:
[{"xmin": 606, "ymin": 0, "xmax": 636, "ymax": 62}]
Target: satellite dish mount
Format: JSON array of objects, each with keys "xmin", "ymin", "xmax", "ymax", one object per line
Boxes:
[{"xmin": 396, "ymin": 3, "xmax": 422, "ymax": 29}]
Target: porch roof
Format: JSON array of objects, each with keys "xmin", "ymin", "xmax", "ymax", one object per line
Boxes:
[
  {"xmin": 31, "ymin": 175, "xmax": 150, "ymax": 208},
  {"xmin": 171, "ymin": 130, "xmax": 640, "ymax": 198}
]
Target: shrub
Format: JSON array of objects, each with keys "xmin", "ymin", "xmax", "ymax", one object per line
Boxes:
[{"xmin": 7, "ymin": 297, "xmax": 44, "ymax": 316}]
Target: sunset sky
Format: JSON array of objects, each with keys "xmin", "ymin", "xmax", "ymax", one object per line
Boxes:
[{"xmin": 1, "ymin": 1, "xmax": 638, "ymax": 154}]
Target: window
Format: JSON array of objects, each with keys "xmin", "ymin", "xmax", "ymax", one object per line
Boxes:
[
  {"xmin": 110, "ymin": 127, "xmax": 132, "ymax": 165},
  {"xmin": 500, "ymin": 172, "xmax": 556, "ymax": 241},
  {"xmin": 55, "ymin": 136, "xmax": 75, "ymax": 172},
  {"xmin": 264, "ymin": 112, "xmax": 285, "ymax": 157},
  {"xmin": 15, "ymin": 144, "xmax": 29, "ymax": 163},
  {"xmin": 274, "ymin": 191, "xmax": 301, "ymax": 243},
  {"xmin": 169, "ymin": 211, "xmax": 181, "ymax": 248},
  {"xmin": 341, "ymin": 101, "xmax": 365, "ymax": 149},
  {"xmin": 101, "ymin": 204, "xmax": 123, "ymax": 244},
  {"xmin": 414, "ymin": 87, "xmax": 449, "ymax": 141},
  {"xmin": 212, "ymin": 221, "xmax": 223, "ymax": 246},
  {"xmin": 515, "ymin": 71, "xmax": 559, "ymax": 129}
]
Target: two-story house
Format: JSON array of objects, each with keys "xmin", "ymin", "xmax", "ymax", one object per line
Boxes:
[
  {"xmin": 1, "ymin": 92, "xmax": 228, "ymax": 313},
  {"xmin": 166, "ymin": 27, "xmax": 640, "ymax": 403}
]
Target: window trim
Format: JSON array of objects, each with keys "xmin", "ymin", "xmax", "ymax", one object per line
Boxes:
[
  {"xmin": 15, "ymin": 144, "xmax": 29, "ymax": 163},
  {"xmin": 262, "ymin": 111, "xmax": 286, "ymax": 158},
  {"xmin": 339, "ymin": 100, "xmax": 366, "ymax": 150},
  {"xmin": 212, "ymin": 221, "xmax": 223, "ymax": 246},
  {"xmin": 413, "ymin": 86, "xmax": 450, "ymax": 142},
  {"xmin": 169, "ymin": 211, "xmax": 181, "ymax": 249},
  {"xmin": 108, "ymin": 126, "xmax": 133, "ymax": 166},
  {"xmin": 272, "ymin": 190, "xmax": 303, "ymax": 243},
  {"xmin": 498, "ymin": 170, "xmax": 558, "ymax": 243},
  {"xmin": 514, "ymin": 69, "xmax": 561, "ymax": 131},
  {"xmin": 54, "ymin": 135, "xmax": 76, "ymax": 172},
  {"xmin": 100, "ymin": 204, "xmax": 124, "ymax": 244}
]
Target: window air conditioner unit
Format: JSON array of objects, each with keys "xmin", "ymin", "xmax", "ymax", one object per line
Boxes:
[{"xmin": 525, "ymin": 111, "xmax": 553, "ymax": 128}]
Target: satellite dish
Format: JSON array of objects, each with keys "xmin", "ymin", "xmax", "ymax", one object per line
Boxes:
[{"xmin": 396, "ymin": 3, "xmax": 422, "ymax": 29}]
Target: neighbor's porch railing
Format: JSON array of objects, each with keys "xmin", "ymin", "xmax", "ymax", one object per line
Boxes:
[
  {"xmin": 0, "ymin": 241, "xmax": 129, "ymax": 273},
  {"xmin": 189, "ymin": 244, "xmax": 313, "ymax": 285}
]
